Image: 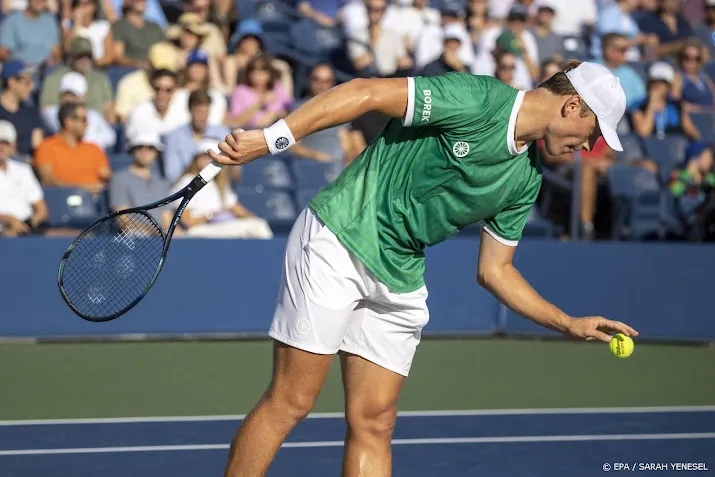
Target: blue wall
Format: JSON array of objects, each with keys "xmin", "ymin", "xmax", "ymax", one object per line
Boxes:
[{"xmin": 1, "ymin": 237, "xmax": 714, "ymax": 342}]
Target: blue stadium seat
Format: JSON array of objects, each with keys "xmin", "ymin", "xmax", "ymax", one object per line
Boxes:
[
  {"xmin": 289, "ymin": 19, "xmax": 342, "ymax": 59},
  {"xmin": 290, "ymin": 160, "xmax": 342, "ymax": 188},
  {"xmin": 295, "ymin": 188, "xmax": 322, "ymax": 210},
  {"xmin": 606, "ymin": 165, "xmax": 661, "ymax": 240},
  {"xmin": 239, "ymin": 158, "xmax": 294, "ymax": 190},
  {"xmin": 627, "ymin": 62, "xmax": 648, "ymax": 82},
  {"xmin": 641, "ymin": 134, "xmax": 687, "ymax": 184},
  {"xmin": 108, "ymin": 153, "xmax": 134, "ymax": 172},
  {"xmin": 44, "ymin": 187, "xmax": 106, "ymax": 228},
  {"xmin": 704, "ymin": 61, "xmax": 715, "ymax": 84},
  {"xmin": 689, "ymin": 112, "xmax": 715, "ymax": 144},
  {"xmin": 235, "ymin": 186, "xmax": 298, "ymax": 233},
  {"xmin": 616, "ymin": 133, "xmax": 645, "ymax": 163},
  {"xmin": 561, "ymin": 36, "xmax": 588, "ymax": 60}
]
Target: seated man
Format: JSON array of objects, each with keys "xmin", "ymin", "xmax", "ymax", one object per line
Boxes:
[
  {"xmin": 34, "ymin": 102, "xmax": 111, "ymax": 194},
  {"xmin": 0, "ymin": 120, "xmax": 48, "ymax": 236},
  {"xmin": 0, "ymin": 60, "xmax": 44, "ymax": 158},
  {"xmin": 42, "ymin": 71, "xmax": 116, "ymax": 150}
]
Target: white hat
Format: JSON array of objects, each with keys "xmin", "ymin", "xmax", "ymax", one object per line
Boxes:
[
  {"xmin": 443, "ymin": 23, "xmax": 463, "ymax": 42},
  {"xmin": 127, "ymin": 132, "xmax": 164, "ymax": 151},
  {"xmin": 565, "ymin": 62, "xmax": 626, "ymax": 152},
  {"xmin": 0, "ymin": 120, "xmax": 16, "ymax": 143},
  {"xmin": 195, "ymin": 138, "xmax": 221, "ymax": 156},
  {"xmin": 648, "ymin": 61, "xmax": 675, "ymax": 83},
  {"xmin": 59, "ymin": 71, "xmax": 88, "ymax": 96}
]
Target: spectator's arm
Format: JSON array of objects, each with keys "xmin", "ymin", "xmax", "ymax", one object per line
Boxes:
[
  {"xmin": 226, "ymin": 87, "xmax": 260, "ymax": 128},
  {"xmin": 112, "ymin": 37, "xmax": 149, "ymax": 68},
  {"xmin": 29, "ymin": 200, "xmax": 49, "ymax": 228},
  {"xmin": 654, "ymin": 38, "xmax": 690, "ymax": 59},
  {"xmin": 347, "ymin": 36, "xmax": 373, "ymax": 71},
  {"xmin": 680, "ymin": 106, "xmax": 700, "ymax": 140},
  {"xmin": 101, "ymin": 0, "xmax": 117, "ymax": 22},
  {"xmin": 108, "ymin": 176, "xmax": 129, "ymax": 211},
  {"xmin": 0, "ymin": 214, "xmax": 30, "ymax": 235},
  {"xmin": 338, "ymin": 127, "xmax": 358, "ymax": 165},
  {"xmin": 0, "ymin": 47, "xmax": 10, "ymax": 62},
  {"xmin": 0, "ymin": 16, "xmax": 15, "ymax": 61},
  {"xmin": 96, "ymin": 29, "xmax": 116, "ymax": 67},
  {"xmin": 291, "ymin": 142, "xmax": 334, "ymax": 162},
  {"xmin": 231, "ymin": 201, "xmax": 255, "ymax": 218},
  {"xmin": 35, "ymin": 162, "xmax": 74, "ymax": 186},
  {"xmin": 630, "ymin": 108, "xmax": 655, "ymax": 137},
  {"xmin": 31, "ymin": 129, "xmax": 44, "ymax": 151},
  {"xmin": 298, "ymin": 1, "xmax": 337, "ymax": 27}
]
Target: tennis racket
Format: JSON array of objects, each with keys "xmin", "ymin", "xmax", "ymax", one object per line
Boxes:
[{"xmin": 57, "ymin": 160, "xmax": 225, "ymax": 322}]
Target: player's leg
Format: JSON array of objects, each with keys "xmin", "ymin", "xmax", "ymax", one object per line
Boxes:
[
  {"xmin": 224, "ymin": 340, "xmax": 333, "ymax": 477},
  {"xmin": 338, "ymin": 285, "xmax": 430, "ymax": 477},
  {"xmin": 339, "ymin": 350, "xmax": 405, "ymax": 477}
]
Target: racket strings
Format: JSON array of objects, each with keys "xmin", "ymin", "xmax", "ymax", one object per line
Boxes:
[{"xmin": 61, "ymin": 212, "xmax": 165, "ymax": 320}]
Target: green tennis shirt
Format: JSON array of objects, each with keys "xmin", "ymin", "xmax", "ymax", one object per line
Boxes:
[{"xmin": 309, "ymin": 72, "xmax": 543, "ymax": 293}]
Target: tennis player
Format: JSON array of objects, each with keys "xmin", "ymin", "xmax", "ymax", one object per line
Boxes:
[{"xmin": 210, "ymin": 60, "xmax": 640, "ymax": 477}]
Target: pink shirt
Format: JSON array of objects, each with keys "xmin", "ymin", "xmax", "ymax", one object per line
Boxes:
[{"xmin": 230, "ymin": 84, "xmax": 292, "ymax": 128}]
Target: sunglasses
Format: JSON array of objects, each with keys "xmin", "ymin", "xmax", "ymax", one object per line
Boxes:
[
  {"xmin": 154, "ymin": 86, "xmax": 174, "ymax": 93},
  {"xmin": 72, "ymin": 115, "xmax": 88, "ymax": 123},
  {"xmin": 683, "ymin": 54, "xmax": 702, "ymax": 62}
]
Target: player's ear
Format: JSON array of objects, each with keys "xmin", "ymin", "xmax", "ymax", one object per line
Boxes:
[{"xmin": 562, "ymin": 95, "xmax": 581, "ymax": 117}]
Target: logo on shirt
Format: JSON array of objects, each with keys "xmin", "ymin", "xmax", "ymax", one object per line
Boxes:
[
  {"xmin": 452, "ymin": 141, "xmax": 470, "ymax": 157},
  {"xmin": 421, "ymin": 89, "xmax": 432, "ymax": 122},
  {"xmin": 275, "ymin": 137, "xmax": 290, "ymax": 150}
]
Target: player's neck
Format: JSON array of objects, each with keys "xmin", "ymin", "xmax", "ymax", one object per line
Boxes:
[{"xmin": 514, "ymin": 89, "xmax": 556, "ymax": 147}]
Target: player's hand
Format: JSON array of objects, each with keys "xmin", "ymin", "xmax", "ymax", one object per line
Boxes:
[
  {"xmin": 564, "ymin": 316, "xmax": 639, "ymax": 343},
  {"xmin": 209, "ymin": 129, "xmax": 269, "ymax": 167}
]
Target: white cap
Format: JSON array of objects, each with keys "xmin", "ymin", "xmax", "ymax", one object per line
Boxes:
[
  {"xmin": 127, "ymin": 132, "xmax": 164, "ymax": 150},
  {"xmin": 0, "ymin": 120, "xmax": 17, "ymax": 143},
  {"xmin": 59, "ymin": 71, "xmax": 88, "ymax": 96},
  {"xmin": 443, "ymin": 23, "xmax": 463, "ymax": 42},
  {"xmin": 565, "ymin": 62, "xmax": 626, "ymax": 152},
  {"xmin": 648, "ymin": 61, "xmax": 675, "ymax": 83},
  {"xmin": 195, "ymin": 138, "xmax": 221, "ymax": 156}
]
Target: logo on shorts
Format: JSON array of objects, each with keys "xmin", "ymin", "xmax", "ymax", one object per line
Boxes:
[
  {"xmin": 296, "ymin": 317, "xmax": 312, "ymax": 335},
  {"xmin": 453, "ymin": 141, "xmax": 470, "ymax": 157},
  {"xmin": 275, "ymin": 137, "xmax": 290, "ymax": 150}
]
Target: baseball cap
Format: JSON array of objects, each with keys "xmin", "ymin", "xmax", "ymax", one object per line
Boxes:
[
  {"xmin": 440, "ymin": 2, "xmax": 465, "ymax": 18},
  {"xmin": 69, "ymin": 37, "xmax": 93, "ymax": 57},
  {"xmin": 496, "ymin": 29, "xmax": 521, "ymax": 55},
  {"xmin": 648, "ymin": 61, "xmax": 675, "ymax": 83},
  {"xmin": 149, "ymin": 42, "xmax": 179, "ymax": 71},
  {"xmin": 229, "ymin": 19, "xmax": 265, "ymax": 51},
  {"xmin": 1, "ymin": 60, "xmax": 36, "ymax": 81},
  {"xmin": 0, "ymin": 120, "xmax": 17, "ymax": 144},
  {"xmin": 535, "ymin": 0, "xmax": 556, "ymax": 12},
  {"xmin": 127, "ymin": 132, "xmax": 164, "ymax": 151},
  {"xmin": 195, "ymin": 138, "xmax": 221, "ymax": 156},
  {"xmin": 187, "ymin": 49, "xmax": 209, "ymax": 65},
  {"xmin": 565, "ymin": 62, "xmax": 626, "ymax": 152},
  {"xmin": 443, "ymin": 24, "xmax": 463, "ymax": 42},
  {"xmin": 507, "ymin": 4, "xmax": 528, "ymax": 21},
  {"xmin": 59, "ymin": 71, "xmax": 88, "ymax": 96}
]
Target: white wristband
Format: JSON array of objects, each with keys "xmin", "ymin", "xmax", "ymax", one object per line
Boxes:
[{"xmin": 263, "ymin": 119, "xmax": 296, "ymax": 155}]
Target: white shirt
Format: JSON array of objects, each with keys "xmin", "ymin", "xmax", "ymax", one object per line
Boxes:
[
  {"xmin": 0, "ymin": 158, "xmax": 43, "ymax": 226},
  {"xmin": 74, "ymin": 21, "xmax": 111, "ymax": 61},
  {"xmin": 479, "ymin": 26, "xmax": 539, "ymax": 69},
  {"xmin": 125, "ymin": 99, "xmax": 188, "ymax": 142},
  {"xmin": 42, "ymin": 105, "xmax": 116, "ymax": 150},
  {"xmin": 340, "ymin": 1, "xmax": 401, "ymax": 39},
  {"xmin": 171, "ymin": 173, "xmax": 237, "ymax": 219},
  {"xmin": 547, "ymin": 0, "xmax": 597, "ymax": 36},
  {"xmin": 414, "ymin": 22, "xmax": 475, "ymax": 70},
  {"xmin": 171, "ymin": 88, "xmax": 227, "ymax": 128},
  {"xmin": 385, "ymin": 6, "xmax": 441, "ymax": 51}
]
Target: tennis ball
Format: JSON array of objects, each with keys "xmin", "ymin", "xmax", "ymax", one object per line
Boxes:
[{"xmin": 609, "ymin": 333, "xmax": 634, "ymax": 358}]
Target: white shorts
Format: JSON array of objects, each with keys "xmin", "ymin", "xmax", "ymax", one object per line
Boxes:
[{"xmin": 268, "ymin": 207, "xmax": 429, "ymax": 376}]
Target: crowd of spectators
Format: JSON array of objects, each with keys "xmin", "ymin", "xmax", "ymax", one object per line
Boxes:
[{"xmin": 0, "ymin": 0, "xmax": 714, "ymax": 240}]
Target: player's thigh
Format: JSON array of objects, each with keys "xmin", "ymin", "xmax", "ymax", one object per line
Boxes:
[
  {"xmin": 339, "ymin": 287, "xmax": 429, "ymax": 377},
  {"xmin": 269, "ymin": 207, "xmax": 365, "ymax": 354}
]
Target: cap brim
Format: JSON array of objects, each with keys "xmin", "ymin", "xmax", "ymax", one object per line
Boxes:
[{"xmin": 598, "ymin": 117, "xmax": 622, "ymax": 152}]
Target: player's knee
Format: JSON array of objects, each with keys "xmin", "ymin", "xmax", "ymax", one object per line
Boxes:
[
  {"xmin": 346, "ymin": 399, "xmax": 398, "ymax": 440},
  {"xmin": 265, "ymin": 385, "xmax": 316, "ymax": 422}
]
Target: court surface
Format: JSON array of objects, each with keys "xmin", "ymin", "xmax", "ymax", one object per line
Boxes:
[{"xmin": 2, "ymin": 339, "xmax": 715, "ymax": 476}]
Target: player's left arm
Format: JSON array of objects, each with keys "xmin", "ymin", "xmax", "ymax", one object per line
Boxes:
[{"xmin": 477, "ymin": 230, "xmax": 638, "ymax": 343}]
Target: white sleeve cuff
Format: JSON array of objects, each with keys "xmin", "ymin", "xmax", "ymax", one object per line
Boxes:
[
  {"xmin": 483, "ymin": 225, "xmax": 519, "ymax": 247},
  {"xmin": 401, "ymin": 77, "xmax": 415, "ymax": 127}
]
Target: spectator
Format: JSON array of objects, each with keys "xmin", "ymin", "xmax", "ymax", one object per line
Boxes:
[
  {"xmin": 177, "ymin": 0, "xmax": 227, "ymax": 58},
  {"xmin": 539, "ymin": 57, "xmax": 561, "ymax": 82},
  {"xmin": 590, "ymin": 0, "xmax": 657, "ymax": 61},
  {"xmin": 638, "ymin": 0, "xmax": 694, "ymax": 59},
  {"xmin": 473, "ymin": 5, "xmax": 539, "ymax": 83},
  {"xmin": 493, "ymin": 50, "xmax": 523, "ymax": 89},
  {"xmin": 541, "ymin": 0, "xmax": 597, "ymax": 37},
  {"xmin": 227, "ymin": 54, "xmax": 292, "ymax": 130},
  {"xmin": 415, "ymin": 3, "xmax": 474, "ymax": 71},
  {"xmin": 41, "ymin": 72, "xmax": 115, "ymax": 150},
  {"xmin": 124, "ymin": 69, "xmax": 183, "ymax": 139},
  {"xmin": 694, "ymin": 0, "xmax": 715, "ymax": 59},
  {"xmin": 164, "ymin": 12, "xmax": 213, "ymax": 68},
  {"xmin": 0, "ymin": 120, "xmax": 48, "ymax": 236},
  {"xmin": 172, "ymin": 50, "xmax": 227, "ymax": 127},
  {"xmin": 61, "ymin": 0, "xmax": 115, "ymax": 67},
  {"xmin": 0, "ymin": 61, "xmax": 43, "ymax": 158},
  {"xmin": 170, "ymin": 139, "xmax": 273, "ymax": 239},
  {"xmin": 387, "ymin": 0, "xmax": 441, "ymax": 55},
  {"xmin": 632, "ymin": 0, "xmax": 658, "ymax": 24},
  {"xmin": 467, "ymin": 0, "xmax": 497, "ymax": 56},
  {"xmin": 529, "ymin": 2, "xmax": 564, "ymax": 64},
  {"xmin": 340, "ymin": 0, "xmax": 400, "ymax": 41},
  {"xmin": 0, "ymin": 0, "xmax": 61, "ymax": 65},
  {"xmin": 223, "ymin": 19, "xmax": 293, "ymax": 96},
  {"xmin": 40, "ymin": 37, "xmax": 114, "ymax": 123},
  {"xmin": 676, "ymin": 40, "xmax": 715, "ymax": 110},
  {"xmin": 114, "ymin": 41, "xmax": 178, "ymax": 122},
  {"xmin": 111, "ymin": 0, "xmax": 164, "ymax": 68},
  {"xmin": 34, "ymin": 102, "xmax": 111, "ymax": 194},
  {"xmin": 106, "ymin": 0, "xmax": 166, "ymax": 27},
  {"xmin": 298, "ymin": 0, "xmax": 340, "ymax": 27},
  {"xmin": 347, "ymin": 0, "xmax": 413, "ymax": 77},
  {"xmin": 109, "ymin": 131, "xmax": 173, "ymax": 230},
  {"xmin": 291, "ymin": 64, "xmax": 358, "ymax": 164},
  {"xmin": 598, "ymin": 33, "xmax": 647, "ymax": 109},
  {"xmin": 163, "ymin": 89, "xmax": 230, "ymax": 183},
  {"xmin": 420, "ymin": 24, "xmax": 470, "ymax": 76}
]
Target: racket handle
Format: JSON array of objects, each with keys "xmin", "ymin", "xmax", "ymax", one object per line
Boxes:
[{"xmin": 198, "ymin": 160, "xmax": 224, "ymax": 183}]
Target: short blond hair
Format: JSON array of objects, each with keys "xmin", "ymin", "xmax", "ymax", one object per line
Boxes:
[{"xmin": 538, "ymin": 59, "xmax": 592, "ymax": 117}]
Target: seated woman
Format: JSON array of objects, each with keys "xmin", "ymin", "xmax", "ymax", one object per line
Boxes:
[
  {"xmin": 675, "ymin": 40, "xmax": 715, "ymax": 112},
  {"xmin": 170, "ymin": 140, "xmax": 273, "ymax": 239},
  {"xmin": 61, "ymin": 0, "xmax": 115, "ymax": 67},
  {"xmin": 226, "ymin": 54, "xmax": 293, "ymax": 130}
]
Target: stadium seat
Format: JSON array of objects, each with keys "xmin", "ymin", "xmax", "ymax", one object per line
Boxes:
[
  {"xmin": 561, "ymin": 36, "xmax": 588, "ymax": 60},
  {"xmin": 290, "ymin": 160, "xmax": 342, "ymax": 188},
  {"xmin": 235, "ymin": 186, "xmax": 298, "ymax": 233},
  {"xmin": 44, "ymin": 187, "xmax": 107, "ymax": 228},
  {"xmin": 239, "ymin": 158, "xmax": 294, "ymax": 190},
  {"xmin": 295, "ymin": 188, "xmax": 322, "ymax": 210},
  {"xmin": 606, "ymin": 165, "xmax": 661, "ymax": 240},
  {"xmin": 289, "ymin": 19, "xmax": 342, "ymax": 59},
  {"xmin": 704, "ymin": 61, "xmax": 715, "ymax": 84},
  {"xmin": 689, "ymin": 112, "xmax": 715, "ymax": 144},
  {"xmin": 641, "ymin": 134, "xmax": 687, "ymax": 184},
  {"xmin": 616, "ymin": 133, "xmax": 645, "ymax": 163},
  {"xmin": 108, "ymin": 153, "xmax": 134, "ymax": 172}
]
